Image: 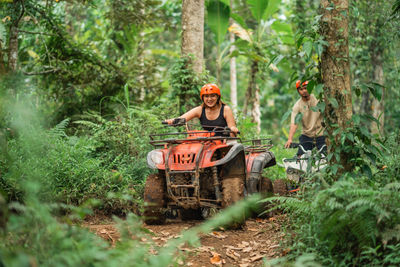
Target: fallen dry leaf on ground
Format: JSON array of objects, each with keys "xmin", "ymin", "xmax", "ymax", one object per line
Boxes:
[
  {"xmin": 226, "ymin": 248, "xmax": 241, "ymax": 260},
  {"xmin": 250, "ymin": 254, "xmax": 266, "ymax": 262},
  {"xmin": 210, "ymin": 231, "xmax": 227, "ymax": 239},
  {"xmin": 210, "ymin": 252, "xmax": 223, "ymax": 265}
]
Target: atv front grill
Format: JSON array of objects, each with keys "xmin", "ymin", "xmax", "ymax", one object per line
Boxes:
[{"xmin": 173, "ymin": 153, "xmax": 196, "ymax": 164}]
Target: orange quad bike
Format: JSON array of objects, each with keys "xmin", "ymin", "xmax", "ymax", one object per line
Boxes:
[{"xmin": 144, "ymin": 118, "xmax": 276, "ymax": 225}]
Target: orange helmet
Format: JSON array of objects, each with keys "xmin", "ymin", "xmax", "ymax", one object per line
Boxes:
[
  {"xmin": 296, "ymin": 80, "xmax": 309, "ymax": 89},
  {"xmin": 200, "ymin": 84, "xmax": 221, "ymax": 100}
]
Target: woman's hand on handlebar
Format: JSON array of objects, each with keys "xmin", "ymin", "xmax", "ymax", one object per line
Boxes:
[{"xmin": 230, "ymin": 126, "xmax": 239, "ymax": 135}]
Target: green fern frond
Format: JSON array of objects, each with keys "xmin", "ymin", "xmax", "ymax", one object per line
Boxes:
[
  {"xmin": 73, "ymin": 120, "xmax": 101, "ymax": 129},
  {"xmin": 381, "ymin": 225, "xmax": 400, "ymax": 246},
  {"xmin": 49, "ymin": 118, "xmax": 70, "ymax": 137},
  {"xmin": 384, "ymin": 182, "xmax": 400, "ymax": 191}
]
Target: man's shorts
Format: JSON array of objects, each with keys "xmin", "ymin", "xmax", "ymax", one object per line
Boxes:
[{"xmin": 297, "ymin": 135, "xmax": 327, "ymax": 156}]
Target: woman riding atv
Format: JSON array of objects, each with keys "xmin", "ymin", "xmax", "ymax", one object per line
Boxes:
[{"xmin": 165, "ymin": 83, "xmax": 238, "ymax": 137}]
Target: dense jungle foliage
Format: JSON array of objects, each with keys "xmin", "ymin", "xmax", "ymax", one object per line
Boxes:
[{"xmin": 1, "ymin": 0, "xmax": 400, "ymax": 266}]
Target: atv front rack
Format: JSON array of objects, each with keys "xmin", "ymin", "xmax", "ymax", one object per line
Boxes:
[{"xmin": 149, "ymin": 130, "xmax": 240, "ymax": 147}]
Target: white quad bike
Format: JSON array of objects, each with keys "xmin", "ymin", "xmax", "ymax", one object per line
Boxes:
[{"xmin": 273, "ymin": 142, "xmax": 327, "ymax": 195}]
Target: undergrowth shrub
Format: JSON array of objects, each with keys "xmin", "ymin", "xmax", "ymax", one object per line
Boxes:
[
  {"xmin": 268, "ymin": 132, "xmax": 400, "ymax": 266},
  {"xmin": 1, "ymin": 96, "xmax": 178, "ymax": 214}
]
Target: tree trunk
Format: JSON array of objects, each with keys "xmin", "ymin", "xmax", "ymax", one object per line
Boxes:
[
  {"xmin": 138, "ymin": 4, "xmax": 146, "ymax": 101},
  {"xmin": 243, "ymin": 60, "xmax": 258, "ymax": 116},
  {"xmin": 8, "ymin": 24, "xmax": 19, "ymax": 72},
  {"xmin": 370, "ymin": 48, "xmax": 384, "ymax": 135},
  {"xmin": 360, "ymin": 91, "xmax": 371, "ymax": 116},
  {"xmin": 252, "ymin": 84, "xmax": 261, "ymax": 134},
  {"xmin": 181, "ymin": 0, "xmax": 204, "ymax": 74},
  {"xmin": 295, "ymin": 0, "xmax": 306, "ymax": 72},
  {"xmin": 8, "ymin": 0, "xmax": 24, "ymax": 72},
  {"xmin": 320, "ymin": 0, "xmax": 353, "ymax": 172},
  {"xmin": 229, "ymin": 3, "xmax": 237, "ymax": 114},
  {"xmin": 0, "ymin": 42, "xmax": 6, "ymax": 75}
]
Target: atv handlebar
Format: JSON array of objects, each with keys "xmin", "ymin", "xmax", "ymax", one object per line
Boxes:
[
  {"xmin": 288, "ymin": 142, "xmax": 299, "ymax": 149},
  {"xmin": 162, "ymin": 118, "xmax": 187, "ymax": 126},
  {"xmin": 161, "ymin": 120, "xmax": 239, "ymax": 136},
  {"xmin": 211, "ymin": 126, "xmax": 240, "ymax": 136}
]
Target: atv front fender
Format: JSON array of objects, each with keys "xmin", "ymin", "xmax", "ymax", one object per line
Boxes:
[{"xmin": 202, "ymin": 143, "xmax": 245, "ymax": 168}]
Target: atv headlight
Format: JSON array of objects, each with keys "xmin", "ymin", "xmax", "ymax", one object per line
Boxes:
[{"xmin": 147, "ymin": 150, "xmax": 164, "ymax": 169}]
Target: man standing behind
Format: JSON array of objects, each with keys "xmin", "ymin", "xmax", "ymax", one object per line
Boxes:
[{"xmin": 284, "ymin": 80, "xmax": 326, "ymax": 155}]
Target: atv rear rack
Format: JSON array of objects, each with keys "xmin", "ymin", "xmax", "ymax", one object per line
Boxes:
[{"xmin": 242, "ymin": 138, "xmax": 273, "ymax": 152}]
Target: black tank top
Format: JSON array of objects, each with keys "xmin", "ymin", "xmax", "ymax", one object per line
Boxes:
[{"xmin": 200, "ymin": 104, "xmax": 228, "ymax": 136}]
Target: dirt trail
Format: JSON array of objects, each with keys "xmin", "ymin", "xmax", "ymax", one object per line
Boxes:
[{"xmin": 85, "ymin": 215, "xmax": 287, "ymax": 267}]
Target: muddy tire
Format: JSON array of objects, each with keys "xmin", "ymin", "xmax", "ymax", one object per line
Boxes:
[
  {"xmin": 222, "ymin": 177, "xmax": 245, "ymax": 229},
  {"xmin": 222, "ymin": 177, "xmax": 244, "ymax": 207},
  {"xmin": 273, "ymin": 179, "xmax": 288, "ymax": 196},
  {"xmin": 252, "ymin": 176, "xmax": 274, "ymax": 218},
  {"xmin": 180, "ymin": 209, "xmax": 202, "ymax": 221},
  {"xmin": 260, "ymin": 177, "xmax": 273, "ymax": 195},
  {"xmin": 143, "ymin": 173, "xmax": 166, "ymax": 225}
]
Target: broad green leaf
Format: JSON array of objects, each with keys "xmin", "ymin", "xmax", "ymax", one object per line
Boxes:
[
  {"xmin": 271, "ymin": 20, "xmax": 292, "ymax": 34},
  {"xmin": 306, "ymin": 80, "xmax": 316, "ymax": 94},
  {"xmin": 295, "ymin": 112, "xmax": 303, "ymax": 124},
  {"xmin": 361, "ymin": 164, "xmax": 372, "ymax": 179},
  {"xmin": 280, "ymin": 110, "xmax": 291, "ymax": 124},
  {"xmin": 315, "ymin": 43, "xmax": 324, "ymax": 57},
  {"xmin": 267, "ymin": 54, "xmax": 284, "ymax": 69},
  {"xmin": 303, "ymin": 41, "xmax": 313, "ymax": 58},
  {"xmin": 264, "ymin": 0, "xmax": 282, "ymax": 20},
  {"xmin": 328, "ymin": 97, "xmax": 338, "ymax": 109},
  {"xmin": 150, "ymin": 49, "xmax": 180, "ymax": 58},
  {"xmin": 315, "ymin": 84, "xmax": 324, "ymax": 95},
  {"xmin": 247, "ymin": 0, "xmax": 269, "ymax": 23},
  {"xmin": 280, "ymin": 35, "xmax": 295, "ymax": 45},
  {"xmin": 296, "ymin": 36, "xmax": 305, "ymax": 49},
  {"xmin": 364, "ymin": 114, "xmax": 380, "ymax": 125},
  {"xmin": 229, "ymin": 50, "xmax": 240, "ymax": 58},
  {"xmin": 207, "ymin": 0, "xmax": 230, "ymax": 45},
  {"xmin": 360, "ymin": 126, "xmax": 371, "ymax": 138},
  {"xmin": 346, "ymin": 132, "xmax": 354, "ymax": 142},
  {"xmin": 330, "ymin": 164, "xmax": 339, "ymax": 175},
  {"xmin": 352, "ymin": 114, "xmax": 360, "ymax": 125},
  {"xmin": 232, "ymin": 39, "xmax": 251, "ymax": 51},
  {"xmin": 0, "ymin": 21, "xmax": 6, "ymax": 42},
  {"xmin": 316, "ymin": 102, "xmax": 325, "ymax": 113},
  {"xmin": 369, "ymin": 82, "xmax": 384, "ymax": 101},
  {"xmin": 353, "ymin": 85, "xmax": 361, "ymax": 97},
  {"xmin": 27, "ymin": 50, "xmax": 39, "ymax": 59},
  {"xmin": 124, "ymin": 84, "xmax": 130, "ymax": 109}
]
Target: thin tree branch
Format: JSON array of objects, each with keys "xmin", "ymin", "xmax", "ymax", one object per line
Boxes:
[
  {"xmin": 18, "ymin": 30, "xmax": 54, "ymax": 36},
  {"xmin": 13, "ymin": 0, "xmax": 25, "ymax": 27},
  {"xmin": 23, "ymin": 68, "xmax": 60, "ymax": 75}
]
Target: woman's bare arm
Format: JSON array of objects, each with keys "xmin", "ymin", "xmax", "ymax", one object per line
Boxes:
[
  {"xmin": 224, "ymin": 105, "xmax": 238, "ymax": 135},
  {"xmin": 165, "ymin": 106, "xmax": 202, "ymax": 124}
]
